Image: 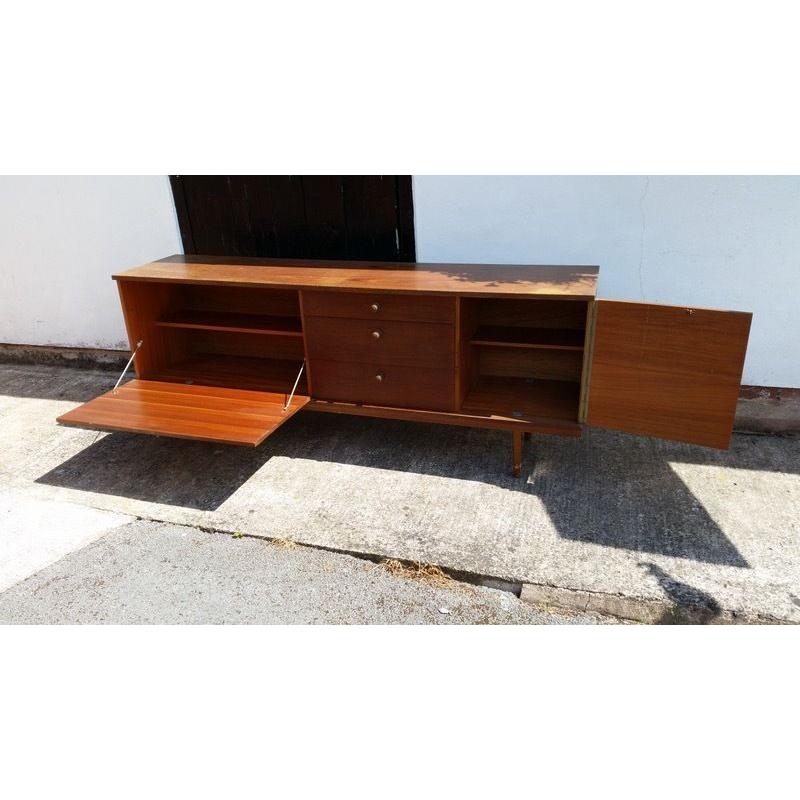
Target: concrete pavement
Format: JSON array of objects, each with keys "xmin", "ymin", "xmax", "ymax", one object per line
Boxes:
[
  {"xmin": 0, "ymin": 519, "xmax": 613, "ymax": 624},
  {"xmin": 0, "ymin": 488, "xmax": 131, "ymax": 592},
  {"xmin": 1, "ymin": 362, "xmax": 799, "ymax": 623}
]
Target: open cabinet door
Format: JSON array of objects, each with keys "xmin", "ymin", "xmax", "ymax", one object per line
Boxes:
[
  {"xmin": 58, "ymin": 379, "xmax": 309, "ymax": 446},
  {"xmin": 585, "ymin": 300, "xmax": 751, "ymax": 449}
]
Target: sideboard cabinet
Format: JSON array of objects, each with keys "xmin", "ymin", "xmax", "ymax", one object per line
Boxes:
[{"xmin": 58, "ymin": 256, "xmax": 752, "ymax": 475}]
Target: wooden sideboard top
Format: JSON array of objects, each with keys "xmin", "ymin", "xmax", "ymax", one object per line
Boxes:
[{"xmin": 114, "ymin": 255, "xmax": 599, "ymax": 299}]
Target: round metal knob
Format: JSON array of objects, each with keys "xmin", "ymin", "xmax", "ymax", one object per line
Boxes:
[
  {"xmin": 375, "ymin": 372, "xmax": 384, "ymax": 382},
  {"xmin": 370, "ymin": 303, "xmax": 380, "ymax": 312},
  {"xmin": 371, "ymin": 330, "xmax": 381, "ymax": 339}
]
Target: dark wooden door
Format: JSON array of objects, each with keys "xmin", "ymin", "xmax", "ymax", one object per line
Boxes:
[{"xmin": 170, "ymin": 176, "xmax": 415, "ymax": 262}]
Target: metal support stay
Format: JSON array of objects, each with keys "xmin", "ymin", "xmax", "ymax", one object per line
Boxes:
[
  {"xmin": 112, "ymin": 340, "xmax": 143, "ymax": 394},
  {"xmin": 283, "ymin": 360, "xmax": 306, "ymax": 412}
]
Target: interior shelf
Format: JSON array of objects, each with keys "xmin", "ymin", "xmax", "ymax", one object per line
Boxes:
[
  {"xmin": 471, "ymin": 326, "xmax": 584, "ymax": 351},
  {"xmin": 153, "ymin": 354, "xmax": 307, "ymax": 395},
  {"xmin": 156, "ymin": 310, "xmax": 303, "ymax": 337},
  {"xmin": 461, "ymin": 376, "xmax": 580, "ymax": 423}
]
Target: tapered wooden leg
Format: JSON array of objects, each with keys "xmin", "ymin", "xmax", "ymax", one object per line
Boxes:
[
  {"xmin": 523, "ymin": 432, "xmax": 532, "ymax": 442},
  {"xmin": 512, "ymin": 431, "xmax": 523, "ymax": 477}
]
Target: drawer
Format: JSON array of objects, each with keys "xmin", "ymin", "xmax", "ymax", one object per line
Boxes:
[
  {"xmin": 304, "ymin": 316, "xmax": 454, "ymax": 370},
  {"xmin": 310, "ymin": 360, "xmax": 455, "ymax": 412},
  {"xmin": 302, "ymin": 290, "xmax": 455, "ymax": 323}
]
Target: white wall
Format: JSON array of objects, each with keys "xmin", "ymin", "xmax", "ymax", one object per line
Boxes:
[
  {"xmin": 414, "ymin": 176, "xmax": 800, "ymax": 387},
  {"xmin": 1, "ymin": 176, "xmax": 797, "ymax": 387},
  {"xmin": 0, "ymin": 176, "xmax": 182, "ymax": 350}
]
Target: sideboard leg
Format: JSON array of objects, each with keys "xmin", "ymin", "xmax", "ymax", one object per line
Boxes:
[
  {"xmin": 523, "ymin": 431, "xmax": 531, "ymax": 442},
  {"xmin": 512, "ymin": 431, "xmax": 523, "ymax": 477}
]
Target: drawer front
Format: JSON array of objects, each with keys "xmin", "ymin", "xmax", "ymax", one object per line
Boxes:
[
  {"xmin": 304, "ymin": 316, "xmax": 454, "ymax": 369},
  {"xmin": 310, "ymin": 360, "xmax": 455, "ymax": 412},
  {"xmin": 302, "ymin": 290, "xmax": 455, "ymax": 323}
]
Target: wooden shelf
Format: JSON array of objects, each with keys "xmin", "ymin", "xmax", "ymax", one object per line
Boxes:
[
  {"xmin": 156, "ymin": 310, "xmax": 302, "ymax": 337},
  {"xmin": 461, "ymin": 376, "xmax": 580, "ymax": 423},
  {"xmin": 153, "ymin": 354, "xmax": 307, "ymax": 395},
  {"xmin": 471, "ymin": 326, "xmax": 585, "ymax": 351}
]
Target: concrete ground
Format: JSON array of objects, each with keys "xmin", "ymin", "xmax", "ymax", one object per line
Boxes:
[
  {"xmin": 1, "ymin": 362, "xmax": 799, "ymax": 623},
  {"xmin": 0, "ymin": 519, "xmax": 611, "ymax": 624}
]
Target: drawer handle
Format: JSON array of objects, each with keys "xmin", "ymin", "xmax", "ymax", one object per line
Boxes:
[
  {"xmin": 370, "ymin": 303, "xmax": 380, "ymax": 312},
  {"xmin": 371, "ymin": 329, "xmax": 382, "ymax": 339},
  {"xmin": 375, "ymin": 372, "xmax": 384, "ymax": 382}
]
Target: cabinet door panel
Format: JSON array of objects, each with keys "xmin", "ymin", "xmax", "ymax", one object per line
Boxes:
[
  {"xmin": 586, "ymin": 300, "xmax": 751, "ymax": 448},
  {"xmin": 57, "ymin": 379, "xmax": 309, "ymax": 446}
]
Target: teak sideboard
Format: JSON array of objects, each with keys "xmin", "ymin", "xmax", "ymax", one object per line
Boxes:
[{"xmin": 58, "ymin": 255, "xmax": 752, "ymax": 475}]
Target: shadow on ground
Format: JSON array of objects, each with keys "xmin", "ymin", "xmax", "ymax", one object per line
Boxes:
[
  {"xmin": 0, "ymin": 363, "xmax": 117, "ymax": 402},
  {"xmin": 37, "ymin": 432, "xmax": 269, "ymax": 510},
  {"xmin": 640, "ymin": 562, "xmax": 723, "ymax": 623},
  {"xmin": 35, "ymin": 407, "xmax": 800, "ymax": 569}
]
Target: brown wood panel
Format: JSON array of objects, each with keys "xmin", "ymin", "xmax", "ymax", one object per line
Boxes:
[
  {"xmin": 310, "ymin": 360, "xmax": 455, "ymax": 412},
  {"xmin": 57, "ymin": 379, "xmax": 309, "ymax": 446},
  {"xmin": 115, "ymin": 256, "xmax": 599, "ymax": 299},
  {"xmin": 175, "ymin": 285, "xmax": 301, "ymax": 317},
  {"xmin": 512, "ymin": 431, "xmax": 523, "ymax": 477},
  {"xmin": 156, "ymin": 310, "xmax": 302, "ymax": 337},
  {"xmin": 155, "ymin": 355, "xmax": 307, "ymax": 394},
  {"xmin": 461, "ymin": 377, "xmax": 580, "ymax": 424},
  {"xmin": 304, "ymin": 317, "xmax": 454, "ymax": 369},
  {"xmin": 477, "ymin": 348, "xmax": 583, "ymax": 383},
  {"xmin": 471, "ymin": 326, "xmax": 585, "ymax": 350},
  {"xmin": 117, "ymin": 280, "xmax": 184, "ymax": 378},
  {"xmin": 298, "ymin": 290, "xmax": 314, "ymax": 396},
  {"xmin": 587, "ymin": 300, "xmax": 751, "ymax": 448},
  {"xmin": 578, "ymin": 300, "xmax": 596, "ymax": 423},
  {"xmin": 301, "ymin": 290, "xmax": 455, "ymax": 323},
  {"xmin": 473, "ymin": 298, "xmax": 588, "ymax": 329},
  {"xmin": 307, "ymin": 399, "xmax": 581, "ymax": 436},
  {"xmin": 186, "ymin": 330, "xmax": 305, "ymax": 362},
  {"xmin": 456, "ymin": 297, "xmax": 477, "ymax": 409}
]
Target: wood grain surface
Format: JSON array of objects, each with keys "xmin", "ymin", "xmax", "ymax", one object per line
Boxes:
[
  {"xmin": 57, "ymin": 379, "xmax": 309, "ymax": 446},
  {"xmin": 586, "ymin": 300, "xmax": 751, "ymax": 448},
  {"xmin": 302, "ymin": 289, "xmax": 456, "ymax": 323},
  {"xmin": 310, "ymin": 359, "xmax": 455, "ymax": 412},
  {"xmin": 304, "ymin": 316, "xmax": 454, "ymax": 370},
  {"xmin": 114, "ymin": 255, "xmax": 599, "ymax": 299}
]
